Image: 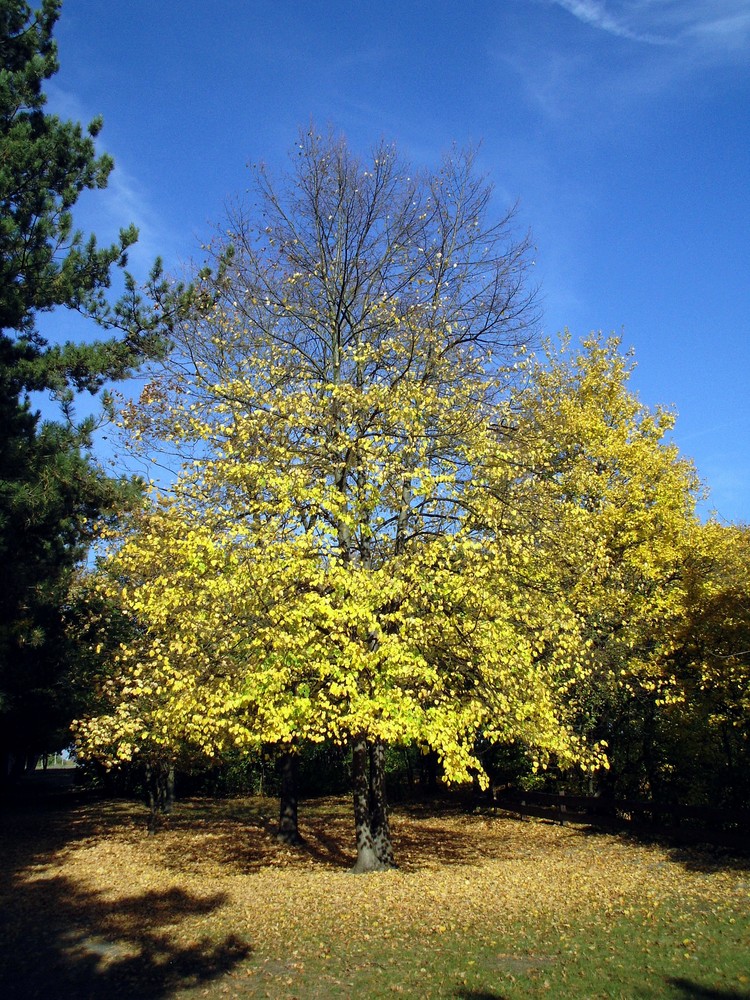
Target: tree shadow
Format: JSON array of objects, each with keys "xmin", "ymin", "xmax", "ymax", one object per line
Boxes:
[
  {"xmin": 562, "ymin": 822, "xmax": 750, "ymax": 876},
  {"xmin": 140, "ymin": 799, "xmax": 353, "ymax": 874},
  {"xmin": 668, "ymin": 977, "xmax": 750, "ymax": 999},
  {"xmin": 301, "ymin": 825, "xmax": 352, "ymax": 867},
  {"xmin": 662, "ymin": 844, "xmax": 750, "ymax": 877},
  {"xmin": 454, "ymin": 990, "xmax": 509, "ymax": 1000},
  {"xmin": 142, "ymin": 794, "xmax": 507, "ymax": 874},
  {"xmin": 2, "ymin": 776, "xmax": 591, "ymax": 880},
  {"xmin": 0, "ymin": 772, "xmax": 251, "ymax": 999},
  {"xmin": 0, "ymin": 879, "xmax": 250, "ymax": 1000}
]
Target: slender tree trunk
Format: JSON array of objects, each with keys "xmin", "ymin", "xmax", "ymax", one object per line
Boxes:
[
  {"xmin": 421, "ymin": 748, "xmax": 440, "ymax": 794},
  {"xmin": 145, "ymin": 761, "xmax": 159, "ymax": 835},
  {"xmin": 641, "ymin": 703, "xmax": 660, "ymax": 803},
  {"xmin": 351, "ymin": 736, "xmax": 396, "ymax": 872},
  {"xmin": 276, "ymin": 749, "xmax": 305, "ymax": 846},
  {"xmin": 145, "ymin": 760, "xmax": 174, "ymax": 835},
  {"xmin": 402, "ymin": 747, "xmax": 414, "ymax": 791},
  {"xmin": 164, "ymin": 765, "xmax": 175, "ymax": 813}
]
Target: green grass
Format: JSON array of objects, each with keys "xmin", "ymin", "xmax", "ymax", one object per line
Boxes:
[
  {"xmin": 438, "ymin": 906, "xmax": 750, "ymax": 999},
  {"xmin": 231, "ymin": 898, "xmax": 750, "ymax": 999}
]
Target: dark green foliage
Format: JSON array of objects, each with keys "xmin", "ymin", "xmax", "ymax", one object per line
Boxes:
[
  {"xmin": 0, "ymin": 0, "xmax": 180, "ymax": 352},
  {"xmin": 0, "ymin": 0, "xmax": 190, "ymax": 777},
  {"xmin": 179, "ymin": 744, "xmax": 353, "ymax": 800},
  {"xmin": 177, "ymin": 743, "xmax": 449, "ymax": 803}
]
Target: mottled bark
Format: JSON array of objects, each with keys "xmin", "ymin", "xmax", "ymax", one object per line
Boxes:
[
  {"xmin": 369, "ymin": 741, "xmax": 395, "ymax": 867},
  {"xmin": 351, "ymin": 736, "xmax": 396, "ymax": 872},
  {"xmin": 276, "ymin": 749, "xmax": 305, "ymax": 846},
  {"xmin": 165, "ymin": 765, "xmax": 175, "ymax": 813}
]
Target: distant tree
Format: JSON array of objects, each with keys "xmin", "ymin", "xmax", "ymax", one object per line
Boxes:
[
  {"xmin": 76, "ymin": 130, "xmax": 609, "ymax": 869},
  {"xmin": 0, "ymin": 0, "xmax": 188, "ymax": 778},
  {"xmin": 500, "ymin": 334, "xmax": 704, "ymax": 798},
  {"xmin": 658, "ymin": 520, "xmax": 750, "ymax": 806}
]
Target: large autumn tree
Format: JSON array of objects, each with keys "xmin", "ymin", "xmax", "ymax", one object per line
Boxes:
[
  {"xmin": 76, "ymin": 130, "xmax": 608, "ymax": 869},
  {"xmin": 0, "ymin": 0, "xmax": 187, "ymax": 778}
]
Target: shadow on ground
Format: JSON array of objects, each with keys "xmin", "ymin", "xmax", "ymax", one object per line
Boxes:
[
  {"xmin": 5, "ymin": 771, "xmax": 749, "ymax": 1000},
  {"xmin": 540, "ymin": 818, "xmax": 750, "ymax": 876},
  {"xmin": 668, "ymin": 978, "xmax": 750, "ymax": 999},
  {"xmin": 131, "ymin": 793, "xmax": 516, "ymax": 876},
  {"xmin": 0, "ymin": 771, "xmax": 250, "ymax": 999},
  {"xmin": 454, "ymin": 991, "xmax": 509, "ymax": 1000}
]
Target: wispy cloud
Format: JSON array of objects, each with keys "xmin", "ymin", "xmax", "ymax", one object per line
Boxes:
[
  {"xmin": 97, "ymin": 160, "xmax": 177, "ymax": 277},
  {"xmin": 551, "ymin": 0, "xmax": 672, "ymax": 44},
  {"xmin": 683, "ymin": 6, "xmax": 750, "ymax": 52},
  {"xmin": 506, "ymin": 0, "xmax": 750, "ymax": 125},
  {"xmin": 549, "ymin": 0, "xmax": 750, "ymax": 56},
  {"xmin": 45, "ymin": 82, "xmax": 183, "ymax": 279}
]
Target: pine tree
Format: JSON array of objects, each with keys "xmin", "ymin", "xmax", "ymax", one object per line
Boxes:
[{"xmin": 0, "ymin": 0, "xmax": 187, "ymax": 777}]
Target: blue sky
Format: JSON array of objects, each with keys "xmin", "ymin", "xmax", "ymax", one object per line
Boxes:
[{"xmin": 46, "ymin": 0, "xmax": 750, "ymax": 523}]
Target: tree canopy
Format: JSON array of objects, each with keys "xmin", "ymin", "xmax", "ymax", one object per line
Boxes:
[
  {"xmin": 71, "ymin": 132, "xmax": 749, "ymax": 863},
  {"xmin": 75, "ymin": 131, "xmax": 611, "ymax": 868}
]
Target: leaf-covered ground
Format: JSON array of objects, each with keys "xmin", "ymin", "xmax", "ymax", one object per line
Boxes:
[{"xmin": 1, "ymin": 772, "xmax": 748, "ymax": 999}]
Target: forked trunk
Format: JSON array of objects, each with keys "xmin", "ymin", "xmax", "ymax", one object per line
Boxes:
[{"xmin": 276, "ymin": 748, "xmax": 305, "ymax": 846}]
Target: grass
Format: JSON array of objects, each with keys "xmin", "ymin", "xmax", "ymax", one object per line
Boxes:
[{"xmin": 1, "ymin": 772, "xmax": 748, "ymax": 999}]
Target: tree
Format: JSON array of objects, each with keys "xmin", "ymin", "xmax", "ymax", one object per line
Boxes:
[
  {"xmin": 657, "ymin": 520, "xmax": 750, "ymax": 806},
  {"xmin": 498, "ymin": 334, "xmax": 704, "ymax": 797},
  {"xmin": 76, "ymin": 129, "xmax": 607, "ymax": 869},
  {"xmin": 0, "ymin": 0, "xmax": 188, "ymax": 777}
]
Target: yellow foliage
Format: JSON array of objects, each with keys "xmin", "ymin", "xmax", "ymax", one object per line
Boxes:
[
  {"xmin": 78, "ymin": 333, "xmax": 708, "ymax": 781},
  {"xmin": 74, "ymin": 138, "xmax": 712, "ymax": 787}
]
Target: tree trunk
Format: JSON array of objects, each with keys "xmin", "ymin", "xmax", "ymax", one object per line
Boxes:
[
  {"xmin": 164, "ymin": 764, "xmax": 175, "ymax": 813},
  {"xmin": 641, "ymin": 702, "xmax": 659, "ymax": 803},
  {"xmin": 369, "ymin": 741, "xmax": 395, "ymax": 866},
  {"xmin": 421, "ymin": 748, "xmax": 440, "ymax": 794},
  {"xmin": 351, "ymin": 736, "xmax": 396, "ymax": 872},
  {"xmin": 402, "ymin": 746, "xmax": 414, "ymax": 791},
  {"xmin": 276, "ymin": 749, "xmax": 305, "ymax": 846},
  {"xmin": 145, "ymin": 762, "xmax": 159, "ymax": 835},
  {"xmin": 145, "ymin": 760, "xmax": 174, "ymax": 835}
]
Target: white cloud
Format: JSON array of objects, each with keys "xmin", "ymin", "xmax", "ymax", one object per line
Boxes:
[
  {"xmin": 551, "ymin": 0, "xmax": 672, "ymax": 44},
  {"xmin": 505, "ymin": 0, "xmax": 750, "ymax": 122},
  {"xmin": 45, "ymin": 82, "xmax": 182, "ymax": 279},
  {"xmin": 97, "ymin": 161, "xmax": 175, "ymax": 278},
  {"xmin": 549, "ymin": 0, "xmax": 750, "ymax": 56},
  {"xmin": 684, "ymin": 7, "xmax": 750, "ymax": 52}
]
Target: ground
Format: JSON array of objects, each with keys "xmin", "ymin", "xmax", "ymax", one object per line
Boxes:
[{"xmin": 0, "ymin": 770, "xmax": 748, "ymax": 999}]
